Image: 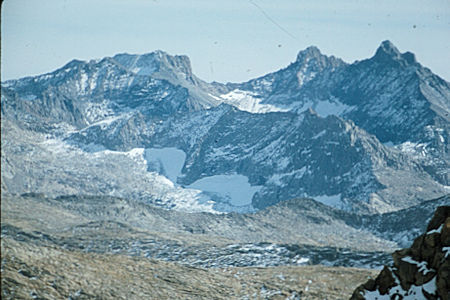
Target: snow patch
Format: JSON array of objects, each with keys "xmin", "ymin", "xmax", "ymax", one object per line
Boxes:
[
  {"xmin": 40, "ymin": 140, "xmax": 218, "ymax": 213},
  {"xmin": 443, "ymin": 247, "xmax": 450, "ymax": 258},
  {"xmin": 218, "ymin": 89, "xmax": 287, "ymax": 113},
  {"xmin": 396, "ymin": 141, "xmax": 429, "ymax": 158},
  {"xmin": 298, "ymin": 70, "xmax": 316, "ymax": 86},
  {"xmin": 363, "ymin": 272, "xmax": 437, "ymax": 299},
  {"xmin": 401, "ymin": 256, "xmax": 433, "ymax": 275},
  {"xmin": 80, "ymin": 73, "xmax": 88, "ymax": 90},
  {"xmin": 313, "ymin": 99, "xmax": 354, "ymax": 117},
  {"xmin": 132, "ymin": 64, "xmax": 158, "ymax": 76},
  {"xmin": 427, "ymin": 224, "xmax": 443, "ymax": 235},
  {"xmin": 188, "ymin": 174, "xmax": 262, "ymax": 207},
  {"xmin": 422, "ymin": 276, "xmax": 437, "ymax": 295},
  {"xmin": 115, "ymin": 54, "xmax": 159, "ymax": 76},
  {"xmin": 144, "ymin": 148, "xmax": 186, "ymax": 184},
  {"xmin": 312, "ymin": 130, "xmax": 326, "ymax": 139},
  {"xmin": 296, "ymin": 257, "xmax": 310, "ymax": 265}
]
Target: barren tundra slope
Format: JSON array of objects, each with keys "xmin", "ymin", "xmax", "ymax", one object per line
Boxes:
[
  {"xmin": 2, "ymin": 193, "xmax": 381, "ymax": 299},
  {"xmin": 2, "ymin": 194, "xmax": 448, "ymax": 299},
  {"xmin": 2, "ymin": 237, "xmax": 378, "ymax": 300}
]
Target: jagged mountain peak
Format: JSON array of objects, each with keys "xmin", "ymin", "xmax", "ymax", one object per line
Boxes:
[
  {"xmin": 401, "ymin": 51, "xmax": 417, "ymax": 64},
  {"xmin": 291, "ymin": 46, "xmax": 346, "ymax": 87},
  {"xmin": 295, "ymin": 46, "xmax": 344, "ymax": 66},
  {"xmin": 372, "ymin": 40, "xmax": 418, "ymax": 67},
  {"xmin": 376, "ymin": 40, "xmax": 401, "ymax": 56},
  {"xmin": 296, "ymin": 46, "xmax": 322, "ymax": 61},
  {"xmin": 62, "ymin": 58, "xmax": 87, "ymax": 69},
  {"xmin": 295, "ymin": 45, "xmax": 344, "ymax": 68}
]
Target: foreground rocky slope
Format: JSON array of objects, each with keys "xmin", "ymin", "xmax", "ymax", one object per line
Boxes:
[
  {"xmin": 1, "ymin": 193, "xmax": 394, "ymax": 263},
  {"xmin": 2, "ymin": 237, "xmax": 379, "ymax": 300},
  {"xmin": 1, "ymin": 191, "xmax": 448, "ymax": 298},
  {"xmin": 2, "ymin": 193, "xmax": 447, "ymax": 299},
  {"xmin": 2, "ymin": 193, "xmax": 449, "ymax": 267},
  {"xmin": 352, "ymin": 206, "xmax": 450, "ymax": 299},
  {"xmin": 1, "ymin": 193, "xmax": 385, "ymax": 299}
]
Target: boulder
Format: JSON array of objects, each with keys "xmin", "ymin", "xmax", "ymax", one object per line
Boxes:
[{"xmin": 351, "ymin": 205, "xmax": 450, "ymax": 300}]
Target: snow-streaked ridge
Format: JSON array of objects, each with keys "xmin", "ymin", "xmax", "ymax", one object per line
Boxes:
[{"xmin": 215, "ymin": 90, "xmax": 289, "ymax": 113}]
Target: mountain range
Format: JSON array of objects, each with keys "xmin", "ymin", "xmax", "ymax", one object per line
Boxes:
[
  {"xmin": 2, "ymin": 40, "xmax": 448, "ymax": 215},
  {"xmin": 2, "ymin": 40, "xmax": 450, "ymax": 299}
]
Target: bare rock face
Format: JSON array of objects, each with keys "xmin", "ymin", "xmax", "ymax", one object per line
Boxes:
[{"xmin": 352, "ymin": 206, "xmax": 450, "ymax": 300}]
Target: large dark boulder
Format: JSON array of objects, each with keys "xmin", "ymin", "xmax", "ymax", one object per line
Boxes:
[{"xmin": 352, "ymin": 206, "xmax": 450, "ymax": 300}]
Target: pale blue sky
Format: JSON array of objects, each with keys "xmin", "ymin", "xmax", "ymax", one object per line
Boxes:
[{"xmin": 2, "ymin": 0, "xmax": 450, "ymax": 83}]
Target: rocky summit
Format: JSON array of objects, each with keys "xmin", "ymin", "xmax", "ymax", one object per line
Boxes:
[{"xmin": 352, "ymin": 206, "xmax": 450, "ymax": 299}]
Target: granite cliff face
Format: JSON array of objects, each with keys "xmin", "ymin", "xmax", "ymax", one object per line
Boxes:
[{"xmin": 352, "ymin": 206, "xmax": 450, "ymax": 299}]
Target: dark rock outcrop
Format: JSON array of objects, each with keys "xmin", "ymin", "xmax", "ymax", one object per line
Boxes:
[{"xmin": 352, "ymin": 206, "xmax": 450, "ymax": 299}]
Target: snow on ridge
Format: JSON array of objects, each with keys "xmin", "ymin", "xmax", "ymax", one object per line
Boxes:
[
  {"xmin": 217, "ymin": 90, "xmax": 288, "ymax": 113},
  {"xmin": 213, "ymin": 89, "xmax": 355, "ymax": 117},
  {"xmin": 84, "ymin": 101, "xmax": 116, "ymax": 125}
]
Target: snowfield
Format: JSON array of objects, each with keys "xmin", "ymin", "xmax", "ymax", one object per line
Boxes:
[
  {"xmin": 144, "ymin": 147, "xmax": 261, "ymax": 211},
  {"xmin": 217, "ymin": 90, "xmax": 288, "ymax": 113},
  {"xmin": 188, "ymin": 174, "xmax": 262, "ymax": 207},
  {"xmin": 144, "ymin": 148, "xmax": 186, "ymax": 184}
]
